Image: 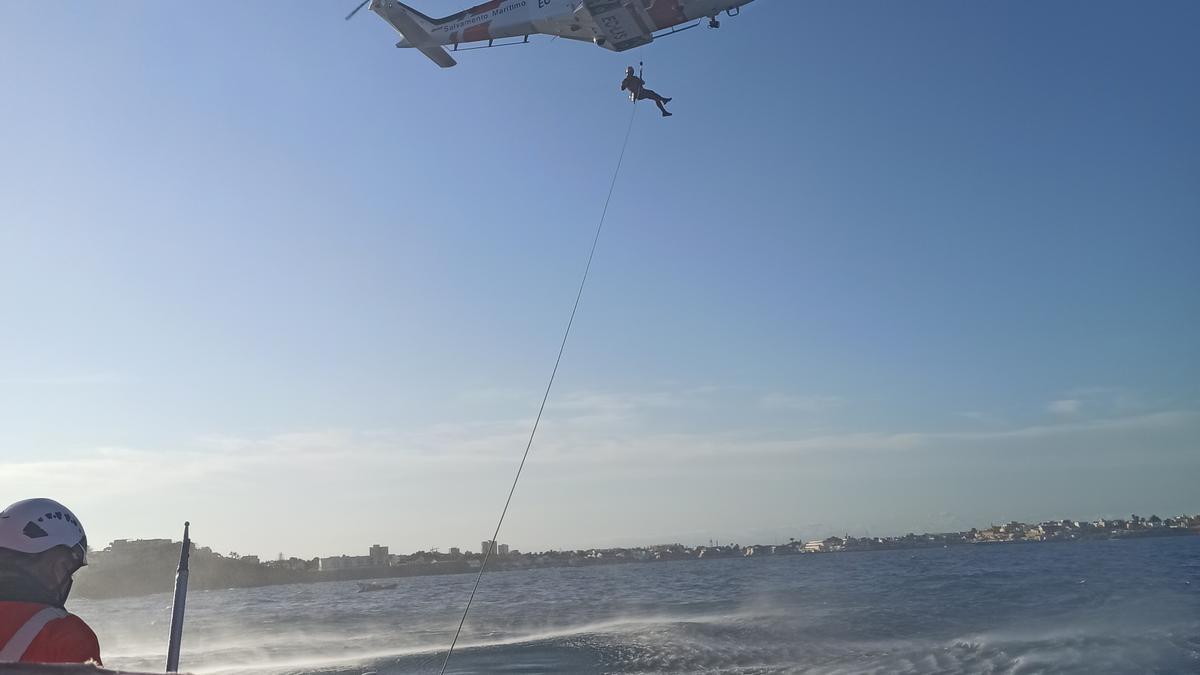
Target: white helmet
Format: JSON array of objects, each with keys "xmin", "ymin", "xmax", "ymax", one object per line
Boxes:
[{"xmin": 0, "ymin": 498, "xmax": 87, "ymax": 556}]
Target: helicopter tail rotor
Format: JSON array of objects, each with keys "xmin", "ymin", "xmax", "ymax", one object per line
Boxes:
[{"xmin": 345, "ymin": 0, "xmax": 371, "ymax": 21}]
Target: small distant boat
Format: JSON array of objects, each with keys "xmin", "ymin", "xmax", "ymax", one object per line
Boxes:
[{"xmin": 356, "ymin": 581, "xmax": 398, "ymax": 592}]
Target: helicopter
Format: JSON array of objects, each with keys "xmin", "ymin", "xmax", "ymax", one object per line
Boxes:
[{"xmin": 346, "ymin": 0, "xmax": 756, "ymax": 68}]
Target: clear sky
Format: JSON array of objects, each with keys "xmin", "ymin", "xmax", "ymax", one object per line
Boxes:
[{"xmin": 1, "ymin": 1, "xmax": 1197, "ymax": 560}]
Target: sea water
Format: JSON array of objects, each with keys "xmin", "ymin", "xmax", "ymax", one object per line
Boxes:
[{"xmin": 73, "ymin": 536, "xmax": 1199, "ymax": 674}]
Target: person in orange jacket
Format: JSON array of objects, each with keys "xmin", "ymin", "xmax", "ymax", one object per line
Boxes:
[{"xmin": 0, "ymin": 498, "xmax": 100, "ymax": 665}]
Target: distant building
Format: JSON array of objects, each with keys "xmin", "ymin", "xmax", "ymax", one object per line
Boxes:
[
  {"xmin": 319, "ymin": 555, "xmax": 373, "ymax": 572},
  {"xmin": 449, "ymin": 547, "xmax": 461, "ymax": 557},
  {"xmin": 94, "ymin": 539, "xmax": 177, "ymax": 565},
  {"xmin": 106, "ymin": 539, "xmax": 173, "ymax": 553},
  {"xmin": 498, "ymin": 544, "xmax": 510, "ymax": 556},
  {"xmin": 481, "ymin": 540, "xmax": 496, "ymax": 555},
  {"xmin": 241, "ymin": 555, "xmax": 260, "ymax": 565},
  {"xmin": 369, "ymin": 544, "xmax": 389, "ymax": 567},
  {"xmin": 804, "ymin": 537, "xmax": 845, "ymax": 553},
  {"xmin": 117, "ymin": 539, "xmax": 172, "ymax": 548},
  {"xmin": 265, "ymin": 557, "xmax": 311, "ymax": 572}
]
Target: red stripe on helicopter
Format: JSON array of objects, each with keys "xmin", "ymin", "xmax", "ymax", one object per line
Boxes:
[
  {"xmin": 647, "ymin": 0, "xmax": 688, "ymax": 30},
  {"xmin": 467, "ymin": 0, "xmax": 504, "ymax": 16},
  {"xmin": 463, "ymin": 22, "xmax": 492, "ymax": 42}
]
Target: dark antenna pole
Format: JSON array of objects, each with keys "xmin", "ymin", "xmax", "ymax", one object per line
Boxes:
[{"xmin": 166, "ymin": 522, "xmax": 191, "ymax": 673}]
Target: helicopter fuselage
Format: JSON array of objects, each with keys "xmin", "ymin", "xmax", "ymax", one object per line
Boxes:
[{"xmin": 376, "ymin": 0, "xmax": 755, "ymax": 54}]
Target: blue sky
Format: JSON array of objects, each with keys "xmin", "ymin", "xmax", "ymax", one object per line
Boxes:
[{"xmin": 1, "ymin": 1, "xmax": 1197, "ymax": 559}]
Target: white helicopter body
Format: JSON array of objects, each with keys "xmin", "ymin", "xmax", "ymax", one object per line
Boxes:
[{"xmin": 356, "ymin": 0, "xmax": 755, "ymax": 67}]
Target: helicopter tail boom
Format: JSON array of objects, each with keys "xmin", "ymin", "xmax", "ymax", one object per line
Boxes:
[{"xmin": 372, "ymin": 1, "xmax": 458, "ymax": 68}]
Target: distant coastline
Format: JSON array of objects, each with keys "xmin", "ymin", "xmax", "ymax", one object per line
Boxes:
[{"xmin": 73, "ymin": 512, "xmax": 1199, "ymax": 600}]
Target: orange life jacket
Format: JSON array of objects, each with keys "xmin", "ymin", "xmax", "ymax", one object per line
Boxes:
[{"xmin": 0, "ymin": 601, "xmax": 101, "ymax": 665}]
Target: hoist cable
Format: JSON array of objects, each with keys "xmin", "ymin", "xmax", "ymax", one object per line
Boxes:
[{"xmin": 439, "ymin": 101, "xmax": 640, "ymax": 674}]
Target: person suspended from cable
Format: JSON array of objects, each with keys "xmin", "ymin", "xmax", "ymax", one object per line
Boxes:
[{"xmin": 621, "ymin": 66, "xmax": 672, "ymax": 117}]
